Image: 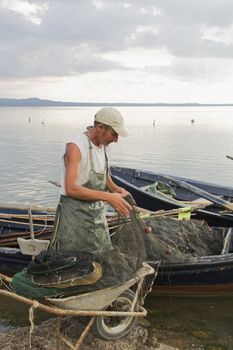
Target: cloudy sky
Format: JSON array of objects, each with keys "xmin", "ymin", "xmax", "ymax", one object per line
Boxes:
[{"xmin": 1, "ymin": 0, "xmax": 233, "ymax": 103}]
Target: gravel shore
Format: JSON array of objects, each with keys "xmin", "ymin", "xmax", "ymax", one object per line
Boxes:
[
  {"xmin": 0, "ymin": 317, "xmax": 177, "ymax": 350},
  {"xmin": 1, "ymin": 315, "xmax": 228, "ymax": 350}
]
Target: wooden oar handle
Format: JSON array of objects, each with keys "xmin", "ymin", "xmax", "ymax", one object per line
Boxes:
[
  {"xmin": 0, "ymin": 273, "xmax": 12, "ymax": 283},
  {"xmin": 163, "ymin": 175, "xmax": 233, "ymax": 212}
]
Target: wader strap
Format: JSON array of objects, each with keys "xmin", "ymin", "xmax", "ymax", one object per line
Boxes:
[
  {"xmin": 86, "ymin": 132, "xmax": 108, "ymax": 174},
  {"xmin": 49, "ymin": 201, "xmax": 62, "ymax": 249},
  {"xmin": 104, "ymin": 146, "xmax": 109, "ymax": 177}
]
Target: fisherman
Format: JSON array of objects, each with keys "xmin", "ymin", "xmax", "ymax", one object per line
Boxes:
[{"xmin": 50, "ymin": 107, "xmax": 132, "ymax": 253}]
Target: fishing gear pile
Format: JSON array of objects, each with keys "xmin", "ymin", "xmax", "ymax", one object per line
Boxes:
[
  {"xmin": 12, "ymin": 195, "xmax": 225, "ymax": 300},
  {"xmin": 12, "ymin": 195, "xmax": 147, "ymax": 299},
  {"xmin": 142, "ymin": 217, "xmax": 224, "ymax": 262}
]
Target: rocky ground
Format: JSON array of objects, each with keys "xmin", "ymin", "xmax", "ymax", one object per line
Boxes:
[
  {"xmin": 0, "ymin": 315, "xmax": 227, "ymax": 350},
  {"xmin": 0, "ymin": 316, "xmax": 181, "ymax": 350}
]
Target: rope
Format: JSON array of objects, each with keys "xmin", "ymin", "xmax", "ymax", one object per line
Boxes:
[
  {"xmin": 49, "ymin": 202, "xmax": 62, "ymax": 249},
  {"xmin": 141, "ymin": 262, "xmax": 160, "ymax": 305},
  {"xmin": 29, "ymin": 301, "xmax": 39, "ymax": 348},
  {"xmin": 41, "ymin": 210, "xmax": 53, "ymax": 233}
]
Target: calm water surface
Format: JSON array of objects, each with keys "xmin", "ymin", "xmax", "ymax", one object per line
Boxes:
[
  {"xmin": 1, "ymin": 106, "xmax": 233, "ymax": 206},
  {"xmin": 0, "ymin": 106, "xmax": 233, "ymax": 348}
]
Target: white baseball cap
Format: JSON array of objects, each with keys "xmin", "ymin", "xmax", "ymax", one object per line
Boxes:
[{"xmin": 95, "ymin": 108, "xmax": 129, "ymax": 137}]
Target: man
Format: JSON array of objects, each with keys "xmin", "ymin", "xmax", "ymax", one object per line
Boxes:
[{"xmin": 50, "ymin": 107, "xmax": 132, "ymax": 253}]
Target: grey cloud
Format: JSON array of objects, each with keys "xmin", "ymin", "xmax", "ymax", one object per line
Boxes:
[
  {"xmin": 137, "ymin": 0, "xmax": 233, "ymax": 58},
  {"xmin": 0, "ymin": 1, "xmax": 154, "ymax": 78},
  {"xmin": 155, "ymin": 0, "xmax": 233, "ymax": 28},
  {"xmin": 1, "ymin": 0, "xmax": 233, "ymax": 79},
  {"xmin": 39, "ymin": 1, "xmax": 154, "ymax": 50},
  {"xmin": 0, "ymin": 46, "xmax": 122, "ymax": 78},
  {"xmin": 146, "ymin": 57, "xmax": 233, "ymax": 81}
]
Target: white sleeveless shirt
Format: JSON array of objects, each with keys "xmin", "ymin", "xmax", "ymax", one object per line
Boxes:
[{"xmin": 60, "ymin": 133, "xmax": 109, "ymax": 195}]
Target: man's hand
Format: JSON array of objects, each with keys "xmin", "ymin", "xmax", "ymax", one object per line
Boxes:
[
  {"xmin": 116, "ymin": 186, "xmax": 129, "ymax": 197},
  {"xmin": 107, "ymin": 192, "xmax": 132, "ymax": 216}
]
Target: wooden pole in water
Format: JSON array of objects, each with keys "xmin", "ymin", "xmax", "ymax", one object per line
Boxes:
[
  {"xmin": 226, "ymin": 155, "xmax": 233, "ymax": 160},
  {"xmin": 28, "ymin": 207, "xmax": 34, "ymax": 239}
]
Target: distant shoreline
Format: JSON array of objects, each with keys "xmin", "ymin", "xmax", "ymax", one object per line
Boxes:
[{"xmin": 1, "ymin": 97, "xmax": 233, "ymax": 107}]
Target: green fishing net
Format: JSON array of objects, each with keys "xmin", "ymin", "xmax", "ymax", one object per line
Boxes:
[{"xmin": 12, "ymin": 270, "xmax": 64, "ymax": 299}]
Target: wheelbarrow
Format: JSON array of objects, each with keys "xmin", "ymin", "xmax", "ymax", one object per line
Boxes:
[{"xmin": 0, "ymin": 261, "xmax": 157, "ymax": 350}]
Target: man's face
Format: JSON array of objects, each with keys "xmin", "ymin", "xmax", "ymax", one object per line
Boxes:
[{"xmin": 98, "ymin": 125, "xmax": 119, "ymax": 146}]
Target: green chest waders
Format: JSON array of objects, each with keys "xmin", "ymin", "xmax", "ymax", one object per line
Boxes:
[{"xmin": 50, "ymin": 136, "xmax": 112, "ymax": 253}]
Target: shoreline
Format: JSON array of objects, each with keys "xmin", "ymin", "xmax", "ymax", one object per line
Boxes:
[
  {"xmin": 0, "ymin": 316, "xmax": 227, "ymax": 350},
  {"xmin": 0, "ymin": 317, "xmax": 178, "ymax": 350}
]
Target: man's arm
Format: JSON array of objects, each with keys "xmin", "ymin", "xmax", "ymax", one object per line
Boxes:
[
  {"xmin": 106, "ymin": 175, "xmax": 129, "ymax": 196},
  {"xmin": 64, "ymin": 143, "xmax": 132, "ymax": 216}
]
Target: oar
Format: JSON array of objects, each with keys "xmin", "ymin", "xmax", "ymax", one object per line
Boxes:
[
  {"xmin": 48, "ymin": 180, "xmax": 61, "ymax": 187},
  {"xmin": 0, "ymin": 273, "xmax": 12, "ymax": 283},
  {"xmin": 0, "ymin": 202, "xmax": 55, "ymax": 212},
  {"xmin": 163, "ymin": 175, "xmax": 233, "ymax": 212},
  {"xmin": 0, "ymin": 213, "xmax": 54, "ymax": 220}
]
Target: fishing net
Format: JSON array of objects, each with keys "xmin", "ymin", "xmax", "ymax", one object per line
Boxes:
[
  {"xmin": 142, "ymin": 217, "xmax": 223, "ymax": 262},
  {"xmin": 12, "ymin": 197, "xmax": 147, "ymax": 299},
  {"xmin": 12, "ymin": 195, "xmax": 224, "ymax": 300},
  {"xmin": 12, "ymin": 270, "xmax": 66, "ymax": 299},
  {"xmin": 27, "ymin": 251, "xmax": 103, "ymax": 288}
]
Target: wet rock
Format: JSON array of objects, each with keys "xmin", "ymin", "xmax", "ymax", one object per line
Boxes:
[
  {"xmin": 156, "ymin": 345, "xmax": 179, "ymax": 350},
  {"xmin": 204, "ymin": 345, "xmax": 227, "ymax": 350},
  {"xmin": 137, "ymin": 317, "xmax": 151, "ymax": 328},
  {"xmin": 191, "ymin": 330, "xmax": 216, "ymax": 340}
]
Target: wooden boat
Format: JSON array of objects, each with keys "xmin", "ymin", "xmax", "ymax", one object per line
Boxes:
[
  {"xmin": 0, "ymin": 247, "xmax": 30, "ymax": 272},
  {"xmin": 110, "ymin": 166, "xmax": 233, "ymax": 227},
  {"xmin": 1, "ymin": 200, "xmax": 233, "ymax": 296},
  {"xmin": 0, "ymin": 203, "xmax": 55, "ymax": 226},
  {"xmin": 0, "ymin": 204, "xmax": 54, "ymax": 247},
  {"xmin": 0, "ymin": 205, "xmax": 125, "ymax": 247},
  {"xmin": 0, "ymin": 246, "xmax": 233, "ymax": 296},
  {"xmin": 153, "ymin": 252, "xmax": 233, "ymax": 297},
  {"xmin": 0, "ymin": 222, "xmax": 232, "ymax": 296}
]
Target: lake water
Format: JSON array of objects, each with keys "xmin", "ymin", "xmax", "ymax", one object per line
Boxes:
[
  {"xmin": 0, "ymin": 106, "xmax": 233, "ymax": 348},
  {"xmin": 1, "ymin": 106, "xmax": 233, "ymax": 207}
]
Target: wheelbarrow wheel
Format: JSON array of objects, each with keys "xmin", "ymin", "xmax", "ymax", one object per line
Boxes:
[{"xmin": 94, "ymin": 289, "xmax": 138, "ymax": 340}]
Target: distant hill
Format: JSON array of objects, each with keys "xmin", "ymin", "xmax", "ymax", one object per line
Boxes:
[
  {"xmin": 0, "ymin": 97, "xmax": 233, "ymax": 107},
  {"xmin": 0, "ymin": 97, "xmax": 78, "ymax": 107}
]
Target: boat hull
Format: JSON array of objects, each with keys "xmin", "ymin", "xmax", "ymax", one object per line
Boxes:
[
  {"xmin": 1, "ymin": 248, "xmax": 233, "ymax": 296},
  {"xmin": 1, "ymin": 202, "xmax": 233, "ymax": 296},
  {"xmin": 152, "ymin": 283, "xmax": 233, "ymax": 297},
  {"xmin": 110, "ymin": 166, "xmax": 233, "ymax": 227}
]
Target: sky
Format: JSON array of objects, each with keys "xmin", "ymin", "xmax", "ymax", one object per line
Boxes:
[{"xmin": 1, "ymin": 0, "xmax": 233, "ymax": 103}]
